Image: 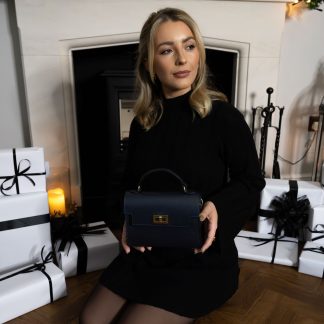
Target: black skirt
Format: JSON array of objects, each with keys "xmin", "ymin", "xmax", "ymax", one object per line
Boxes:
[{"xmin": 99, "ymin": 244, "xmax": 239, "ymax": 318}]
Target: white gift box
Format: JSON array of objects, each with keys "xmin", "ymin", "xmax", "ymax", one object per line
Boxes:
[
  {"xmin": 0, "ymin": 192, "xmax": 52, "ymax": 275},
  {"xmin": 0, "ymin": 261, "xmax": 67, "ymax": 323},
  {"xmin": 298, "ymin": 241, "xmax": 324, "ymax": 278},
  {"xmin": 257, "ymin": 178, "xmax": 324, "ymax": 236},
  {"xmin": 305, "ymin": 205, "xmax": 324, "ymax": 244},
  {"xmin": 55, "ymin": 221, "xmax": 120, "ymax": 278},
  {"xmin": 0, "ymin": 147, "xmax": 46, "ymax": 196},
  {"xmin": 234, "ymin": 230, "xmax": 298, "ymax": 267}
]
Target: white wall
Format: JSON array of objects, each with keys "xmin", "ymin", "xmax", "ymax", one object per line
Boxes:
[
  {"xmin": 277, "ymin": 3, "xmax": 324, "ymax": 179},
  {"xmin": 1, "ymin": 1, "xmax": 324, "ymax": 180},
  {"xmin": 0, "ymin": 0, "xmax": 29, "ymax": 149}
]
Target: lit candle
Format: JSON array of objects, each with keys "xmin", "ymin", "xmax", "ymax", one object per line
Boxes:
[{"xmin": 48, "ymin": 188, "xmax": 66, "ymax": 217}]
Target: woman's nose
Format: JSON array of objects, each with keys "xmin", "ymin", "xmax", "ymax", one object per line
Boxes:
[{"xmin": 175, "ymin": 49, "xmax": 187, "ymax": 65}]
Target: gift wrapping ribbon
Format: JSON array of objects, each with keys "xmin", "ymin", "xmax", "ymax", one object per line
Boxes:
[
  {"xmin": 0, "ymin": 148, "xmax": 46, "ymax": 195},
  {"xmin": 0, "ymin": 247, "xmax": 54, "ymax": 302},
  {"xmin": 259, "ymin": 180, "xmax": 310, "ymax": 239},
  {"xmin": 306, "ymin": 224, "xmax": 324, "ymax": 242},
  {"xmin": 0, "ymin": 214, "xmax": 50, "ymax": 232},
  {"xmin": 236, "ymin": 234, "xmax": 298, "ymax": 264},
  {"xmin": 302, "ymin": 245, "xmax": 324, "ymax": 278},
  {"xmin": 52, "ymin": 217, "xmax": 107, "ymax": 275}
]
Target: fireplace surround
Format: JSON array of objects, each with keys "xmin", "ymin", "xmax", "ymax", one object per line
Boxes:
[{"xmin": 14, "ymin": 0, "xmax": 289, "ymax": 220}]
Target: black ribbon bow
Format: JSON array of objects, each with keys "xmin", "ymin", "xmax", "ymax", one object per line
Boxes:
[
  {"xmin": 0, "ymin": 148, "xmax": 46, "ymax": 195},
  {"xmin": 260, "ymin": 180, "xmax": 310, "ymax": 239},
  {"xmin": 51, "ymin": 216, "xmax": 107, "ymax": 275},
  {"xmin": 0, "ymin": 247, "xmax": 55, "ymax": 302}
]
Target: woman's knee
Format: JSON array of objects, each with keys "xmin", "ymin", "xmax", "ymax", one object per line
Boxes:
[
  {"xmin": 79, "ymin": 285, "xmax": 127, "ymax": 324},
  {"xmin": 79, "ymin": 304, "xmax": 94, "ymax": 324},
  {"xmin": 118, "ymin": 303, "xmax": 194, "ymax": 324},
  {"xmin": 79, "ymin": 300, "xmax": 111, "ymax": 324}
]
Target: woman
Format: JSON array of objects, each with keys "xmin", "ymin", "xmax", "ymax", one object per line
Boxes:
[{"xmin": 80, "ymin": 7, "xmax": 265, "ymax": 324}]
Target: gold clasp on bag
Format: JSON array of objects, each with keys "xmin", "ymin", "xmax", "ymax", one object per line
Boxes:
[{"xmin": 153, "ymin": 214, "xmax": 168, "ymax": 224}]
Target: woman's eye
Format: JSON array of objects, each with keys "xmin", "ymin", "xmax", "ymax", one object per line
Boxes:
[
  {"xmin": 160, "ymin": 48, "xmax": 172, "ymax": 55},
  {"xmin": 186, "ymin": 44, "xmax": 196, "ymax": 51}
]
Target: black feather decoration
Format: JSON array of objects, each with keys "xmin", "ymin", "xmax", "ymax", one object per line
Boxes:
[{"xmin": 269, "ymin": 190, "xmax": 310, "ymax": 239}]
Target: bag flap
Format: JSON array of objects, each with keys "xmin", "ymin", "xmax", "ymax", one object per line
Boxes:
[{"xmin": 124, "ymin": 191, "xmax": 201, "ymax": 227}]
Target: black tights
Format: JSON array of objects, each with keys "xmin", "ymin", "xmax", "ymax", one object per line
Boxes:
[{"xmin": 79, "ymin": 284, "xmax": 194, "ymax": 324}]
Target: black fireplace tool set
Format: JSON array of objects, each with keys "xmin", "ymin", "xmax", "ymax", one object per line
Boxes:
[{"xmin": 251, "ymin": 87, "xmax": 285, "ymax": 179}]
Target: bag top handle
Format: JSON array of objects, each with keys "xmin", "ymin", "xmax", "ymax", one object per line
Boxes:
[{"xmin": 137, "ymin": 168, "xmax": 188, "ymax": 193}]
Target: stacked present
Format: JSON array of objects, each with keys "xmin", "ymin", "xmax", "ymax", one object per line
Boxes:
[
  {"xmin": 299, "ymin": 205, "xmax": 324, "ymax": 278},
  {"xmin": 51, "ymin": 217, "xmax": 120, "ymax": 278},
  {"xmin": 0, "ymin": 147, "xmax": 67, "ymax": 323},
  {"xmin": 0, "ymin": 147, "xmax": 121, "ymax": 321},
  {"xmin": 235, "ymin": 230, "xmax": 299, "ymax": 267},
  {"xmin": 257, "ymin": 179, "xmax": 324, "ymax": 239},
  {"xmin": 235, "ymin": 178, "xmax": 324, "ymax": 279}
]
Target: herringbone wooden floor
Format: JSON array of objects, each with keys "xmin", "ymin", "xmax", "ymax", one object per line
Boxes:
[{"xmin": 6, "ymin": 258, "xmax": 324, "ymax": 324}]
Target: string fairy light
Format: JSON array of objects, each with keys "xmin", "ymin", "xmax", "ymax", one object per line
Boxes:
[{"xmin": 293, "ymin": 0, "xmax": 323, "ymax": 11}]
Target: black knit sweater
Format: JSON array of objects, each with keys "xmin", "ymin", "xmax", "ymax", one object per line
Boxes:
[{"xmin": 100, "ymin": 91, "xmax": 265, "ymax": 317}]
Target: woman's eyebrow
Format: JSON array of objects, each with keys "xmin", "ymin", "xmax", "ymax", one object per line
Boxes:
[{"xmin": 156, "ymin": 36, "xmax": 195, "ymax": 49}]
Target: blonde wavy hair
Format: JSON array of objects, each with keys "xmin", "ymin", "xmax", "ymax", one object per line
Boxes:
[{"xmin": 134, "ymin": 7, "xmax": 226, "ymax": 130}]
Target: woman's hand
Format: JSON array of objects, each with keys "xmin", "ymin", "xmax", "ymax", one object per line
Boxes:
[
  {"xmin": 121, "ymin": 222, "xmax": 152, "ymax": 254},
  {"xmin": 194, "ymin": 201, "xmax": 218, "ymax": 254}
]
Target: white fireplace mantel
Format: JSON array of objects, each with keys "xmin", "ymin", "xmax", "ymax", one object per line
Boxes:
[{"xmin": 15, "ymin": 0, "xmax": 289, "ymax": 204}]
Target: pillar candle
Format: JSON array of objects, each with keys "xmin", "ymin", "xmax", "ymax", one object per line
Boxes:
[{"xmin": 48, "ymin": 188, "xmax": 66, "ymax": 217}]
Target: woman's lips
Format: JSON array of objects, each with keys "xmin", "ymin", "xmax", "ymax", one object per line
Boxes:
[{"xmin": 173, "ymin": 71, "xmax": 190, "ymax": 78}]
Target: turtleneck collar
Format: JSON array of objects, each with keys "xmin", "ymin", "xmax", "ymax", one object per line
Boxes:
[{"xmin": 162, "ymin": 90, "xmax": 191, "ymax": 109}]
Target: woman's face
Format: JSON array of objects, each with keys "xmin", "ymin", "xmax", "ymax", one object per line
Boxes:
[{"xmin": 153, "ymin": 20, "xmax": 199, "ymax": 98}]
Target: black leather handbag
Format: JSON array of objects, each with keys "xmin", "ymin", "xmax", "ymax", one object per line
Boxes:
[{"xmin": 124, "ymin": 168, "xmax": 203, "ymax": 248}]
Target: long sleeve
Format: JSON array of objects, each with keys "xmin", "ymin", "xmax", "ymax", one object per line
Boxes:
[
  {"xmin": 208, "ymin": 103, "xmax": 265, "ymax": 247},
  {"xmin": 121, "ymin": 117, "xmax": 141, "ymax": 193}
]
